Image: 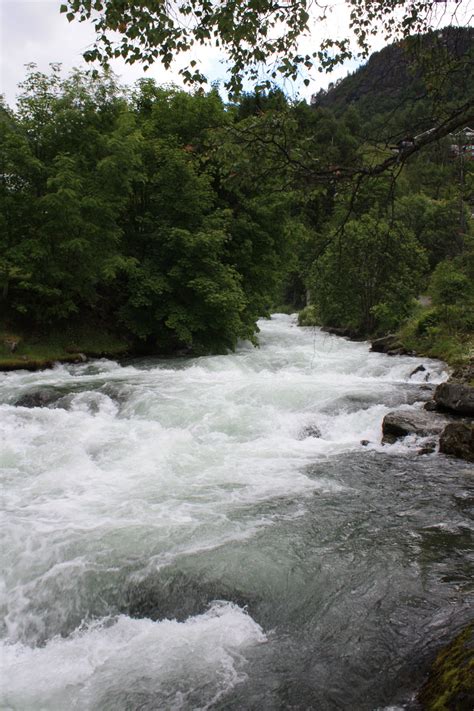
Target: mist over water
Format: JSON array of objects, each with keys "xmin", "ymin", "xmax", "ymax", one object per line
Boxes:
[{"xmin": 1, "ymin": 315, "xmax": 472, "ymax": 710}]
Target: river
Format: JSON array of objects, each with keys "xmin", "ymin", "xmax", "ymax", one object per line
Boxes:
[{"xmin": 1, "ymin": 314, "xmax": 472, "ymax": 710}]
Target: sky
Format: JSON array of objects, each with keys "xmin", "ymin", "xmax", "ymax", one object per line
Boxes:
[
  {"xmin": 0, "ymin": 0, "xmax": 362, "ymax": 106},
  {"xmin": 0, "ymin": 0, "xmax": 471, "ymax": 107}
]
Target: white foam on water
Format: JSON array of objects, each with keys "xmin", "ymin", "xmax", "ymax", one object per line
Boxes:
[
  {"xmin": 0, "ymin": 315, "xmax": 448, "ymax": 703},
  {"xmin": 0, "ymin": 602, "xmax": 266, "ymax": 710}
]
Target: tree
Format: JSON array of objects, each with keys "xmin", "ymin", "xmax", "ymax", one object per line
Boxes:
[
  {"xmin": 395, "ymin": 194, "xmax": 465, "ymax": 268},
  {"xmin": 60, "ymin": 1, "xmax": 470, "ymax": 95},
  {"xmin": 309, "ymin": 212, "xmax": 428, "ymax": 334},
  {"xmin": 60, "ymin": 1, "xmax": 474, "ymax": 200},
  {"xmin": 428, "ymin": 257, "xmax": 474, "ymax": 333},
  {"xmin": 0, "ymin": 101, "xmax": 40, "ymax": 310},
  {"xmin": 1, "ymin": 65, "xmax": 139, "ymax": 324}
]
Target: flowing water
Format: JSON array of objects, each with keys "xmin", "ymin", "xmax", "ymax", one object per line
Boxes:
[{"xmin": 0, "ymin": 315, "xmax": 472, "ymax": 710}]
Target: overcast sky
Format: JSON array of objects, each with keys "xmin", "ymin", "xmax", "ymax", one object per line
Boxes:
[
  {"xmin": 1, "ymin": 0, "xmax": 471, "ymax": 107},
  {"xmin": 0, "ymin": 0, "xmax": 362, "ymax": 106}
]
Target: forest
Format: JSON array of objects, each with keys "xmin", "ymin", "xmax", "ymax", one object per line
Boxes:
[{"xmin": 1, "ymin": 26, "xmax": 473, "ymax": 365}]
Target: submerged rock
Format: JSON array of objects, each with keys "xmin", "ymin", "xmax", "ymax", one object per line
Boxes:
[
  {"xmin": 15, "ymin": 389, "xmax": 62, "ymax": 408},
  {"xmin": 418, "ymin": 623, "xmax": 474, "ymax": 711},
  {"xmin": 382, "ymin": 409, "xmax": 448, "ymax": 444},
  {"xmin": 126, "ymin": 570, "xmax": 255, "ymax": 623},
  {"xmin": 434, "ymin": 382, "xmax": 474, "ymax": 417},
  {"xmin": 299, "ymin": 424, "xmax": 322, "ymax": 439},
  {"xmin": 439, "ymin": 423, "xmax": 474, "ymax": 463},
  {"xmin": 417, "ymin": 439, "xmax": 437, "ymax": 456}
]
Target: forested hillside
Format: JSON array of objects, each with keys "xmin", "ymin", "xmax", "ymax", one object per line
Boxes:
[
  {"xmin": 1, "ymin": 27, "xmax": 473, "ymax": 365},
  {"xmin": 314, "ymin": 27, "xmax": 474, "ymax": 132}
]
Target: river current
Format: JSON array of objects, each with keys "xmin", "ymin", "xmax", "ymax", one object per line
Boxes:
[{"xmin": 0, "ymin": 314, "xmax": 472, "ymax": 710}]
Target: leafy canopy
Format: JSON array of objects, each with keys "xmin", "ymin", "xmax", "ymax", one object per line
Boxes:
[{"xmin": 59, "ymin": 1, "xmax": 465, "ymax": 96}]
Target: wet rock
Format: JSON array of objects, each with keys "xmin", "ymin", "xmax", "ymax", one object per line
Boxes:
[
  {"xmin": 439, "ymin": 423, "xmax": 474, "ymax": 463},
  {"xmin": 63, "ymin": 347, "xmax": 87, "ymax": 362},
  {"xmin": 434, "ymin": 382, "xmax": 474, "ymax": 416},
  {"xmin": 418, "ymin": 623, "xmax": 474, "ymax": 711},
  {"xmin": 15, "ymin": 389, "xmax": 62, "ymax": 408},
  {"xmin": 371, "ymin": 334, "xmax": 401, "ymax": 353},
  {"xmin": 417, "ymin": 439, "xmax": 437, "ymax": 456},
  {"xmin": 424, "ymin": 400, "xmax": 438, "ymax": 412},
  {"xmin": 321, "ymin": 326, "xmax": 361, "ymax": 340},
  {"xmin": 382, "ymin": 409, "xmax": 449, "ymax": 444},
  {"xmin": 371, "ymin": 334, "xmax": 415, "ymax": 356},
  {"xmin": 410, "ymin": 364, "xmax": 426, "ymax": 378},
  {"xmin": 449, "ymin": 359, "xmax": 474, "ymax": 385},
  {"xmin": 403, "ymin": 384, "xmax": 435, "ymax": 404},
  {"xmin": 360, "ymin": 439, "xmax": 370, "ymax": 446},
  {"xmin": 299, "ymin": 424, "xmax": 321, "ymax": 439}
]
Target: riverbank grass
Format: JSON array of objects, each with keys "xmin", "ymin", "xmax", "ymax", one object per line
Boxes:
[
  {"xmin": 397, "ymin": 303, "xmax": 473, "ymax": 367},
  {"xmin": 0, "ymin": 326, "xmax": 129, "ymax": 370}
]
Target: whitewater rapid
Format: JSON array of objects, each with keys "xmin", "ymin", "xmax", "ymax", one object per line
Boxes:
[{"xmin": 1, "ymin": 315, "xmax": 471, "ymax": 710}]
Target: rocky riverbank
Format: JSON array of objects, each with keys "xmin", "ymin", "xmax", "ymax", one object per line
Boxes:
[{"xmin": 381, "ymin": 360, "xmax": 474, "ymax": 462}]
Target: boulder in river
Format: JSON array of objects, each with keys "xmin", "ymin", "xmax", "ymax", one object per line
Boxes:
[
  {"xmin": 370, "ymin": 334, "xmax": 402, "ymax": 353},
  {"xmin": 410, "ymin": 364, "xmax": 426, "ymax": 378},
  {"xmin": 321, "ymin": 326, "xmax": 362, "ymax": 340},
  {"xmin": 439, "ymin": 423, "xmax": 474, "ymax": 463},
  {"xmin": 449, "ymin": 359, "xmax": 474, "ymax": 385},
  {"xmin": 434, "ymin": 382, "xmax": 474, "ymax": 417},
  {"xmin": 15, "ymin": 389, "xmax": 62, "ymax": 408},
  {"xmin": 382, "ymin": 409, "xmax": 448, "ymax": 444}
]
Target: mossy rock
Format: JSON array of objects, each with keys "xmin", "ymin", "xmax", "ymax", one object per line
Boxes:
[{"xmin": 418, "ymin": 623, "xmax": 474, "ymax": 710}]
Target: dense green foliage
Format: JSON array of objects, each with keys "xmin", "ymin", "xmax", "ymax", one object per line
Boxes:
[
  {"xmin": 315, "ymin": 27, "xmax": 474, "ymax": 139},
  {"xmin": 311, "ymin": 213, "xmax": 428, "ymax": 335},
  {"xmin": 1, "ymin": 32, "xmax": 473, "ymax": 360},
  {"xmin": 61, "ymin": 0, "xmax": 471, "ymax": 102},
  {"xmin": 0, "ymin": 66, "xmax": 308, "ymax": 354}
]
